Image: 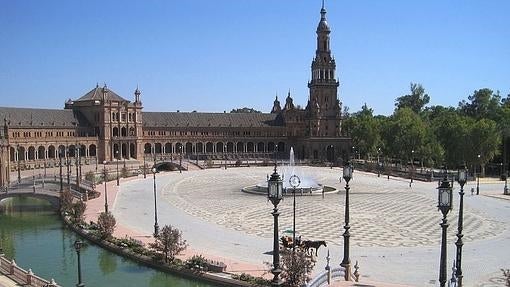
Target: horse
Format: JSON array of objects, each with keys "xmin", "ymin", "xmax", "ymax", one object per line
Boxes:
[{"xmin": 302, "ymin": 240, "xmax": 327, "ymax": 256}]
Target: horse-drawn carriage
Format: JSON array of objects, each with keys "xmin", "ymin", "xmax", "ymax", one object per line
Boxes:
[{"xmin": 280, "ymin": 235, "xmax": 327, "ymax": 256}]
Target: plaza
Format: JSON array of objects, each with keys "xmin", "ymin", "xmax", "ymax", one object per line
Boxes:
[{"xmin": 111, "ymin": 165, "xmax": 510, "ymax": 286}]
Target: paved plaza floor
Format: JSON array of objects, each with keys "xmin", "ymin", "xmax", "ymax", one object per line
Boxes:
[{"xmin": 111, "ymin": 166, "xmax": 510, "ymax": 287}]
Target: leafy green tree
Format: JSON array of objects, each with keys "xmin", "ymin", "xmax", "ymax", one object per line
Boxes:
[
  {"xmin": 71, "ymin": 201, "xmax": 86, "ymax": 224},
  {"xmin": 61, "ymin": 187, "xmax": 74, "ymax": 213},
  {"xmin": 395, "ymin": 83, "xmax": 430, "ymax": 113},
  {"xmin": 230, "ymin": 107, "xmax": 261, "ymax": 113},
  {"xmin": 343, "ymin": 104, "xmax": 380, "ymax": 158},
  {"xmin": 97, "ymin": 212, "xmax": 116, "ymax": 239},
  {"xmin": 469, "ymin": 118, "xmax": 501, "ymax": 175},
  {"xmin": 383, "ymin": 107, "xmax": 428, "ymax": 163},
  {"xmin": 429, "ymin": 108, "xmax": 472, "ymax": 167},
  {"xmin": 149, "ymin": 225, "xmax": 187, "ymax": 263},
  {"xmin": 458, "ymin": 88, "xmax": 501, "ymax": 120},
  {"xmin": 279, "ymin": 249, "xmax": 314, "ymax": 287}
]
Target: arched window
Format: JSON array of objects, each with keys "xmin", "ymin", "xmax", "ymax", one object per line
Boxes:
[{"xmin": 113, "ymin": 127, "xmax": 119, "ymax": 137}]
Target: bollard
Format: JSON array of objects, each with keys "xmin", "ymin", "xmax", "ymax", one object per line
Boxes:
[
  {"xmin": 10, "ymin": 259, "xmax": 16, "ymax": 275},
  {"xmin": 27, "ymin": 268, "xmax": 33, "ymax": 285}
]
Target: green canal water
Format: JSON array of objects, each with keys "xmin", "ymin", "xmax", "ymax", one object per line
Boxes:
[{"xmin": 0, "ymin": 197, "xmax": 217, "ymax": 287}]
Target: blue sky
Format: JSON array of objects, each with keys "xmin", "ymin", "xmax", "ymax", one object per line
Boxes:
[{"xmin": 1, "ymin": 1, "xmax": 509, "ymax": 115}]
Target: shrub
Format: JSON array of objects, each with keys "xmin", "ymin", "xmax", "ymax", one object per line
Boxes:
[
  {"xmin": 185, "ymin": 255, "xmax": 209, "ymax": 272},
  {"xmin": 61, "ymin": 187, "xmax": 74, "ymax": 213},
  {"xmin": 84, "ymin": 171, "xmax": 96, "ymax": 183},
  {"xmin": 71, "ymin": 201, "xmax": 86, "ymax": 224},
  {"xmin": 121, "ymin": 167, "xmax": 129, "ymax": 178},
  {"xmin": 278, "ymin": 249, "xmax": 314, "ymax": 287},
  {"xmin": 502, "ymin": 269, "xmax": 510, "ymax": 287},
  {"xmin": 149, "ymin": 225, "xmax": 187, "ymax": 263},
  {"xmin": 97, "ymin": 212, "xmax": 116, "ymax": 239},
  {"xmin": 232, "ymin": 273, "xmax": 271, "ymax": 286}
]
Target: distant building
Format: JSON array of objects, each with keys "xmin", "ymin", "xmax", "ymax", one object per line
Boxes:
[{"xmin": 0, "ymin": 4, "xmax": 350, "ymax": 187}]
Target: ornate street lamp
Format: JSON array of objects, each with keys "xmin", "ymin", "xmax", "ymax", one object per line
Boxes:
[
  {"xmin": 437, "ymin": 172, "xmax": 453, "ymax": 287},
  {"xmin": 454, "ymin": 167, "xmax": 467, "ymax": 287},
  {"xmin": 66, "ymin": 148, "xmax": 71, "ymax": 186},
  {"xmin": 152, "ymin": 167, "xmax": 159, "ymax": 237},
  {"xmin": 59, "ymin": 151, "xmax": 64, "ymax": 202},
  {"xmin": 377, "ymin": 147, "xmax": 381, "ymax": 177},
  {"xmin": 16, "ymin": 144, "xmax": 21, "ymax": 184},
  {"xmin": 268, "ymin": 164, "xmax": 284, "ymax": 287},
  {"xmin": 103, "ymin": 161, "xmax": 109, "ymax": 213},
  {"xmin": 179, "ymin": 146, "xmax": 182, "ymax": 173},
  {"xmin": 224, "ymin": 145, "xmax": 227, "ymax": 170},
  {"xmin": 504, "ymin": 171, "xmax": 509, "ymax": 195},
  {"xmin": 476, "ymin": 154, "xmax": 480, "ymax": 195},
  {"xmin": 75, "ymin": 145, "xmax": 80, "ymax": 189},
  {"xmin": 115, "ymin": 150, "xmax": 119, "ymax": 186},
  {"xmin": 341, "ymin": 161, "xmax": 353, "ymax": 280},
  {"xmin": 143, "ymin": 154, "xmax": 147, "ymax": 179},
  {"xmin": 73, "ymin": 240, "xmax": 85, "ymax": 287},
  {"xmin": 410, "ymin": 150, "xmax": 415, "ymax": 187},
  {"xmin": 289, "ymin": 174, "xmax": 301, "ymax": 252}
]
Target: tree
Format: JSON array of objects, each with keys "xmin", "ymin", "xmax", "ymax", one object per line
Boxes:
[
  {"xmin": 279, "ymin": 249, "xmax": 314, "ymax": 287},
  {"xmin": 383, "ymin": 107, "xmax": 429, "ymax": 163},
  {"xmin": 230, "ymin": 107, "xmax": 261, "ymax": 113},
  {"xmin": 501, "ymin": 269, "xmax": 510, "ymax": 286},
  {"xmin": 458, "ymin": 88, "xmax": 501, "ymax": 120},
  {"xmin": 395, "ymin": 83, "xmax": 430, "ymax": 113},
  {"xmin": 149, "ymin": 225, "xmax": 187, "ymax": 263},
  {"xmin": 61, "ymin": 187, "xmax": 74, "ymax": 213},
  {"xmin": 469, "ymin": 118, "xmax": 501, "ymax": 175},
  {"xmin": 429, "ymin": 108, "xmax": 472, "ymax": 167},
  {"xmin": 97, "ymin": 212, "xmax": 116, "ymax": 239},
  {"xmin": 71, "ymin": 201, "xmax": 86, "ymax": 224},
  {"xmin": 343, "ymin": 104, "xmax": 381, "ymax": 159}
]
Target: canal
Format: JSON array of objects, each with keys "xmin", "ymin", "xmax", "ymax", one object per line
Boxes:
[{"xmin": 0, "ymin": 197, "xmax": 217, "ymax": 287}]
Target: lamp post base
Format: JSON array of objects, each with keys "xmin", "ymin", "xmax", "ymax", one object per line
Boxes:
[{"xmin": 340, "ymin": 262, "xmax": 351, "ymax": 281}]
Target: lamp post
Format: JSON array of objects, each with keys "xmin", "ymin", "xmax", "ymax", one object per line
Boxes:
[
  {"xmin": 179, "ymin": 146, "xmax": 182, "ymax": 173},
  {"xmin": 341, "ymin": 161, "xmax": 353, "ymax": 280},
  {"xmin": 504, "ymin": 171, "xmax": 509, "ymax": 195},
  {"xmin": 42, "ymin": 158, "xmax": 46, "ymax": 189},
  {"xmin": 75, "ymin": 145, "xmax": 80, "ymax": 189},
  {"xmin": 377, "ymin": 147, "xmax": 381, "ymax": 177},
  {"xmin": 437, "ymin": 171, "xmax": 453, "ymax": 287},
  {"xmin": 455, "ymin": 167, "xmax": 467, "ymax": 287},
  {"xmin": 410, "ymin": 150, "xmax": 414, "ymax": 187},
  {"xmin": 224, "ymin": 145, "xmax": 227, "ymax": 170},
  {"xmin": 268, "ymin": 162, "xmax": 283, "ymax": 286},
  {"xmin": 115, "ymin": 150, "xmax": 119, "ymax": 186},
  {"xmin": 16, "ymin": 145, "xmax": 21, "ymax": 184},
  {"xmin": 289, "ymin": 175, "xmax": 301, "ymax": 252},
  {"xmin": 476, "ymin": 154, "xmax": 480, "ymax": 195},
  {"xmin": 152, "ymin": 167, "xmax": 159, "ymax": 237},
  {"xmin": 74, "ymin": 240, "xmax": 85, "ymax": 287},
  {"xmin": 103, "ymin": 161, "xmax": 109, "ymax": 213},
  {"xmin": 59, "ymin": 151, "xmax": 63, "ymax": 200},
  {"xmin": 143, "ymin": 154, "xmax": 147, "ymax": 179},
  {"xmin": 66, "ymin": 148, "xmax": 71, "ymax": 186},
  {"xmin": 329, "ymin": 144, "xmax": 334, "ymax": 169}
]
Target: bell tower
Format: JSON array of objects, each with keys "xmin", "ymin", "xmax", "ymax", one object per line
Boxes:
[{"xmin": 308, "ymin": 1, "xmax": 341, "ymax": 137}]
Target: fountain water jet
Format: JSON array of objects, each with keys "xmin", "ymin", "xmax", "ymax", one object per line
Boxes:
[{"xmin": 242, "ymin": 147, "xmax": 337, "ymax": 196}]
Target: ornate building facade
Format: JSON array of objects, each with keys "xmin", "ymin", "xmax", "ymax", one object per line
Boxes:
[{"xmin": 0, "ymin": 5, "xmax": 350, "ymax": 187}]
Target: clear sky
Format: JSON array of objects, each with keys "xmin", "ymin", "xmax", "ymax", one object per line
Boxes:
[{"xmin": 1, "ymin": 1, "xmax": 509, "ymax": 116}]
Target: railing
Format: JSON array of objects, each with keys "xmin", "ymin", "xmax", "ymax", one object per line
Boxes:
[{"xmin": 0, "ymin": 254, "xmax": 60, "ymax": 287}]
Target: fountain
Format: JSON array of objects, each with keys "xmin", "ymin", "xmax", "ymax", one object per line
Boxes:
[{"xmin": 242, "ymin": 147, "xmax": 337, "ymax": 196}]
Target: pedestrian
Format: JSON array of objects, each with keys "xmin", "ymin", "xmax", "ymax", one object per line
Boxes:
[{"xmin": 471, "ymin": 187, "xmax": 474, "ymax": 196}]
